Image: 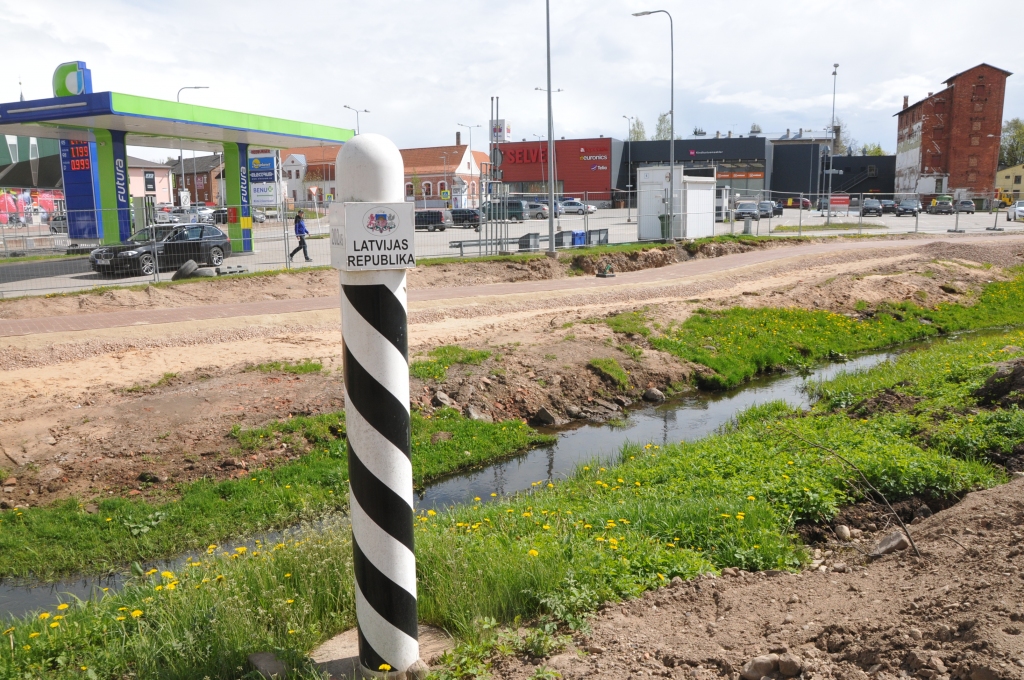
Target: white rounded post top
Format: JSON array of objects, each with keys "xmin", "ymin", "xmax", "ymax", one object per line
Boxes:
[{"xmin": 335, "ymin": 133, "xmax": 405, "ymax": 203}]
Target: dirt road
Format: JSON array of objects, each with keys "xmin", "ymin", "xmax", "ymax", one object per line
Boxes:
[{"xmin": 2, "ymin": 235, "xmax": 1024, "ymax": 507}]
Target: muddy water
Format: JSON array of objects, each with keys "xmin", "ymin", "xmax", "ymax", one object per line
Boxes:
[{"xmin": 0, "ymin": 352, "xmax": 894, "ymax": 620}]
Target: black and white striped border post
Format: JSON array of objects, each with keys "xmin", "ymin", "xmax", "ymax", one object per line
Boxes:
[
  {"xmin": 343, "ymin": 270, "xmax": 418, "ymax": 675},
  {"xmin": 332, "ymin": 134, "xmax": 419, "ymax": 678}
]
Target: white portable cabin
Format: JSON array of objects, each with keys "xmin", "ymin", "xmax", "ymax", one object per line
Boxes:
[{"xmin": 636, "ymin": 166, "xmax": 716, "ymax": 240}]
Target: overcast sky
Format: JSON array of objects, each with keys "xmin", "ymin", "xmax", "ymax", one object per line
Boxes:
[{"xmin": 3, "ymin": 0, "xmax": 1021, "ymax": 162}]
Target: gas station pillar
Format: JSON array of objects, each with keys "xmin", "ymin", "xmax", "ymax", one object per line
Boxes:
[
  {"xmin": 93, "ymin": 129, "xmax": 132, "ymax": 244},
  {"xmin": 222, "ymin": 142, "xmax": 253, "ymax": 252}
]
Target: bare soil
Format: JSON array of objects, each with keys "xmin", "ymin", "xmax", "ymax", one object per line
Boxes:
[
  {"xmin": 2, "ymin": 239, "xmax": 1023, "ymax": 510},
  {"xmin": 487, "ymin": 476, "xmax": 1024, "ymax": 680}
]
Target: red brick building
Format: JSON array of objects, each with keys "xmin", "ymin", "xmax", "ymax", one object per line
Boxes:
[{"xmin": 895, "ymin": 63, "xmax": 1011, "ymax": 198}]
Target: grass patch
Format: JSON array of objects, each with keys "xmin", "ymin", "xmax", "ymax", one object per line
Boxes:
[
  {"xmin": 0, "ymin": 332, "xmax": 1013, "ymax": 678},
  {"xmin": 602, "ymin": 309, "xmax": 651, "ymax": 337},
  {"xmin": 122, "ymin": 372, "xmax": 177, "ymax": 393},
  {"xmin": 588, "ymin": 358, "xmax": 631, "ymax": 390},
  {"xmin": 411, "ymin": 345, "xmax": 492, "ymax": 381},
  {"xmin": 651, "ymin": 273, "xmax": 1024, "ymax": 389},
  {"xmin": 775, "ymin": 223, "xmax": 886, "ymax": 232},
  {"xmin": 6, "ymin": 266, "xmax": 334, "ymax": 302},
  {"xmin": 0, "ymin": 253, "xmax": 88, "ymax": 265},
  {"xmin": 0, "ymin": 409, "xmax": 549, "ymax": 580},
  {"xmin": 245, "ymin": 359, "xmax": 323, "ymax": 375}
]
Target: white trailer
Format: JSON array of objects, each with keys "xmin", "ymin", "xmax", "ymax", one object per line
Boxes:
[{"xmin": 636, "ymin": 166, "xmax": 716, "ymax": 240}]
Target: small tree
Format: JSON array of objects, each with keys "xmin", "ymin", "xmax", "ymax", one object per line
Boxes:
[
  {"xmin": 629, "ymin": 118, "xmax": 647, "ymax": 141},
  {"xmin": 861, "ymin": 143, "xmax": 889, "ymax": 156},
  {"xmin": 1000, "ymin": 118, "xmax": 1024, "ymax": 168},
  {"xmin": 653, "ymin": 112, "xmax": 672, "ymax": 140}
]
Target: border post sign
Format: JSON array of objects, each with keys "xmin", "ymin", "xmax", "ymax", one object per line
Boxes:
[{"xmin": 329, "ymin": 134, "xmax": 421, "ymax": 679}]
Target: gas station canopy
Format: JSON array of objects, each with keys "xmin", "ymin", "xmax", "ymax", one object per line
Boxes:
[{"xmin": 0, "ymin": 91, "xmax": 352, "ymax": 151}]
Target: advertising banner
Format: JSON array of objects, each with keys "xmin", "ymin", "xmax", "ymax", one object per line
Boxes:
[{"xmin": 252, "ymin": 183, "xmax": 277, "ymax": 206}]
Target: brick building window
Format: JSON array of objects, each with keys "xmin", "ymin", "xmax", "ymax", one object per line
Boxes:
[
  {"xmin": 972, "ymin": 121, "xmax": 982, "ymax": 131},
  {"xmin": 967, "ymin": 172, "xmax": 977, "ymax": 183},
  {"xmin": 974, "ymin": 102, "xmax": 984, "ymax": 112},
  {"xmin": 405, "ymin": 183, "xmax": 414, "ymax": 197},
  {"xmin": 422, "ymin": 182, "xmax": 432, "ymax": 197},
  {"xmin": 970, "ymin": 137, "xmax": 980, "ymax": 146},
  {"xmin": 968, "ymin": 156, "xmax": 978, "ymax": 167},
  {"xmin": 1015, "ymin": 176, "xmax": 1023, "ymax": 185}
]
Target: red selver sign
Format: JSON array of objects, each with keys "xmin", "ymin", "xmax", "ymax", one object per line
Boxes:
[{"xmin": 829, "ymin": 194, "xmax": 850, "ymax": 206}]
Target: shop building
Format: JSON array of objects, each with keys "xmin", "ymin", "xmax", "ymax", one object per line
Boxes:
[
  {"xmin": 493, "ymin": 137, "xmax": 622, "ymax": 204},
  {"xmin": 895, "ymin": 63, "xmax": 1011, "ymax": 198},
  {"xmin": 127, "ymin": 156, "xmax": 172, "ymax": 204},
  {"xmin": 996, "ymin": 162, "xmax": 1024, "ymax": 202}
]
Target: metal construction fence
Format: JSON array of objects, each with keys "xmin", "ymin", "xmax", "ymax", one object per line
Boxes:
[{"xmin": 1, "ymin": 189, "xmax": 1022, "ymax": 299}]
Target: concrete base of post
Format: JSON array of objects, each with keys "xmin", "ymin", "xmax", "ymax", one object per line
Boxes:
[{"xmin": 545, "ymin": 250, "xmax": 558, "ymax": 258}]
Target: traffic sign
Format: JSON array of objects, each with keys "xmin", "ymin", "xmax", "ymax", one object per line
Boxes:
[
  {"xmin": 490, "ymin": 148, "xmax": 503, "ymax": 167},
  {"xmin": 440, "ymin": 189, "xmax": 450, "ymax": 200}
]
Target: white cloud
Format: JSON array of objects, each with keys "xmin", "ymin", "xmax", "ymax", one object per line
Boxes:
[{"xmin": 0, "ymin": 0, "xmax": 1020, "ymax": 161}]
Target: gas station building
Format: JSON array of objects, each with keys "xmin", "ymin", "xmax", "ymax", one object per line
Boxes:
[{"xmin": 0, "ymin": 62, "xmax": 352, "ymax": 250}]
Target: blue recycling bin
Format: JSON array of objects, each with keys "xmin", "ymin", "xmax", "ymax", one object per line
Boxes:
[{"xmin": 572, "ymin": 230, "xmax": 586, "ymax": 246}]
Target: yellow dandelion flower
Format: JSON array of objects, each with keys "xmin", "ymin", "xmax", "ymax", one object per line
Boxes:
[
  {"xmin": 131, "ymin": 610, "xmax": 143, "ymax": 618},
  {"xmin": 56, "ymin": 604, "xmax": 69, "ymax": 611},
  {"xmin": 38, "ymin": 613, "xmax": 49, "ymax": 621},
  {"xmin": 474, "ymin": 496, "xmax": 481, "ymax": 502},
  {"xmin": 542, "ymin": 525, "xmax": 550, "ymax": 530},
  {"xmin": 161, "ymin": 571, "xmax": 174, "ymax": 579},
  {"xmin": 379, "ymin": 664, "xmax": 392, "ymax": 672},
  {"xmin": 747, "ymin": 495, "xmax": 755, "ymax": 501},
  {"xmin": 22, "ymin": 645, "xmax": 30, "ymax": 651},
  {"xmin": 116, "ymin": 616, "xmax": 126, "ymax": 621},
  {"xmin": 286, "ymin": 599, "xmax": 294, "ymax": 604},
  {"xmin": 28, "ymin": 632, "xmax": 40, "ymax": 638},
  {"xmin": 528, "ymin": 549, "xmax": 539, "ymax": 557},
  {"xmin": 49, "ymin": 622, "xmax": 60, "ymax": 629},
  {"xmin": 285, "ymin": 573, "xmax": 292, "ymax": 578}
]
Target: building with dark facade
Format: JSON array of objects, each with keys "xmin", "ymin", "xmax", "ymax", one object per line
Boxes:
[{"xmin": 895, "ymin": 63, "xmax": 1010, "ymax": 198}]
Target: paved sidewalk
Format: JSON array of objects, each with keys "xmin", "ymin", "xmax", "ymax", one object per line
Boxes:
[{"xmin": 2, "ymin": 234, "xmax": 1022, "ymax": 338}]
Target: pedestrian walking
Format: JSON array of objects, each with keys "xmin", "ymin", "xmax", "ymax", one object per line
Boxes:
[{"xmin": 289, "ymin": 209, "xmax": 312, "ymax": 262}]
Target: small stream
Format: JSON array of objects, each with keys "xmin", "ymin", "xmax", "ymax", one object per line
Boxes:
[{"xmin": 0, "ymin": 351, "xmax": 895, "ymax": 620}]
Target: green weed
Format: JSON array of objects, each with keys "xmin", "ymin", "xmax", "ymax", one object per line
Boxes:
[
  {"xmin": 411, "ymin": 346, "xmax": 492, "ymax": 381},
  {"xmin": 652, "ymin": 273, "xmax": 1024, "ymax": 389},
  {"xmin": 588, "ymin": 358, "xmax": 631, "ymax": 390},
  {"xmin": 246, "ymin": 360, "xmax": 323, "ymax": 375}
]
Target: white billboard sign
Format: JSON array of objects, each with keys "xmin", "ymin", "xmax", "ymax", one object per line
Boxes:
[
  {"xmin": 251, "ymin": 183, "xmax": 277, "ymax": 206},
  {"xmin": 330, "ymin": 201, "xmax": 416, "ymax": 271}
]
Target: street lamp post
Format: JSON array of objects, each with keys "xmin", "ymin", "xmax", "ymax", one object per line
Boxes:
[
  {"xmin": 633, "ymin": 10, "xmax": 674, "ymax": 239},
  {"xmin": 623, "ymin": 115, "xmax": 634, "ymax": 222},
  {"xmin": 544, "ymin": 0, "xmax": 556, "ymax": 256},
  {"xmin": 343, "ymin": 105, "xmax": 369, "ymax": 135},
  {"xmin": 458, "ymin": 123, "xmax": 481, "ymax": 207},
  {"xmin": 827, "ymin": 63, "xmax": 838, "ymax": 227},
  {"xmin": 176, "ymin": 86, "xmax": 208, "ymax": 209}
]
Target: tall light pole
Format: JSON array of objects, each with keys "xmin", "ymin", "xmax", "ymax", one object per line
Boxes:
[
  {"xmin": 827, "ymin": 63, "xmax": 838, "ymax": 226},
  {"xmin": 623, "ymin": 115, "xmax": 634, "ymax": 222},
  {"xmin": 176, "ymin": 86, "xmax": 208, "ymax": 208},
  {"xmin": 544, "ymin": 0, "xmax": 557, "ymax": 256},
  {"xmin": 343, "ymin": 105, "xmax": 369, "ymax": 135},
  {"xmin": 458, "ymin": 123, "xmax": 481, "ymax": 207},
  {"xmin": 633, "ymin": 10, "xmax": 674, "ymax": 238}
]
